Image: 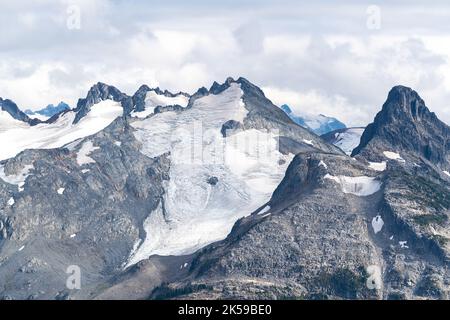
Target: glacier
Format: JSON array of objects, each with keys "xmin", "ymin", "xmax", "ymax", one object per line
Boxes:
[{"xmin": 126, "ymin": 83, "xmax": 293, "ymax": 266}]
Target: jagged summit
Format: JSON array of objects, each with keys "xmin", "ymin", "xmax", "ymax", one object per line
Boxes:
[
  {"xmin": 131, "ymin": 84, "xmax": 190, "ymax": 115},
  {"xmin": 25, "ymin": 102, "xmax": 70, "ymax": 121},
  {"xmin": 0, "ymin": 97, "xmax": 31, "ymax": 123},
  {"xmin": 382, "ymin": 85, "xmax": 434, "ymax": 121},
  {"xmin": 73, "ymin": 82, "xmax": 132, "ymax": 124},
  {"xmin": 352, "ymin": 85, "xmax": 450, "ymax": 168}
]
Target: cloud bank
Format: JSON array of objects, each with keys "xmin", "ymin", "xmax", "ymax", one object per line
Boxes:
[{"xmin": 1, "ymin": 0, "xmax": 450, "ymax": 126}]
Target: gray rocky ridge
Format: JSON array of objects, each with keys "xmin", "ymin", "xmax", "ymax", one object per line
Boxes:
[{"xmin": 0, "ymin": 79, "xmax": 448, "ymax": 300}]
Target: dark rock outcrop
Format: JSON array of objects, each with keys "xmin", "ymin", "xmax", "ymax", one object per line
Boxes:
[
  {"xmin": 0, "ymin": 98, "xmax": 32, "ymax": 123},
  {"xmin": 73, "ymin": 83, "xmax": 133, "ymax": 124},
  {"xmin": 352, "ymin": 86, "xmax": 450, "ymax": 169}
]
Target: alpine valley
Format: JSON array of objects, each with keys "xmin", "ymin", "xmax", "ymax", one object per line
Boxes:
[{"xmin": 0, "ymin": 78, "xmax": 449, "ymax": 300}]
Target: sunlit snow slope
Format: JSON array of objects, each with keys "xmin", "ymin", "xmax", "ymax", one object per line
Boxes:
[
  {"xmin": 0, "ymin": 100, "xmax": 123, "ymax": 161},
  {"xmin": 131, "ymin": 91, "xmax": 189, "ymax": 118},
  {"xmin": 126, "ymin": 83, "xmax": 293, "ymax": 265},
  {"xmin": 322, "ymin": 127, "xmax": 365, "ymax": 155}
]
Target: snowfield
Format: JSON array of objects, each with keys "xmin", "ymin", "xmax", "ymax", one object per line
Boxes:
[
  {"xmin": 126, "ymin": 83, "xmax": 293, "ymax": 266},
  {"xmin": 0, "ymin": 164, "xmax": 34, "ymax": 192},
  {"xmin": 7, "ymin": 197, "xmax": 15, "ymax": 206},
  {"xmin": 331, "ymin": 128, "xmax": 364, "ymax": 155},
  {"xmin": 0, "ymin": 100, "xmax": 123, "ymax": 161},
  {"xmin": 131, "ymin": 91, "xmax": 189, "ymax": 118},
  {"xmin": 372, "ymin": 215, "xmax": 384, "ymax": 234},
  {"xmin": 383, "ymin": 151, "xmax": 405, "ymax": 162},
  {"xmin": 324, "ymin": 174, "xmax": 382, "ymax": 196},
  {"xmin": 368, "ymin": 161, "xmax": 387, "ymax": 172},
  {"xmin": 76, "ymin": 141, "xmax": 100, "ymax": 166}
]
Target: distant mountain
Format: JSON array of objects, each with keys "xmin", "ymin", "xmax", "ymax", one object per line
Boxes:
[
  {"xmin": 321, "ymin": 127, "xmax": 365, "ymax": 155},
  {"xmin": 280, "ymin": 104, "xmax": 346, "ymax": 135},
  {"xmin": 25, "ymin": 102, "xmax": 70, "ymax": 120}
]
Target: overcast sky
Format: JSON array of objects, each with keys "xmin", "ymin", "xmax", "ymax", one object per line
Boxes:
[{"xmin": 1, "ymin": 0, "xmax": 450, "ymax": 126}]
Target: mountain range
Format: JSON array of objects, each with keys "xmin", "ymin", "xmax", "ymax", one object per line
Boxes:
[
  {"xmin": 25, "ymin": 102, "xmax": 70, "ymax": 121},
  {"xmin": 280, "ymin": 104, "xmax": 347, "ymax": 135},
  {"xmin": 0, "ymin": 78, "xmax": 449, "ymax": 300}
]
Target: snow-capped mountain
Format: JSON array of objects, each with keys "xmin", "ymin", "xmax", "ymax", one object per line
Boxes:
[
  {"xmin": 321, "ymin": 127, "xmax": 365, "ymax": 155},
  {"xmin": 0, "ymin": 79, "xmax": 449, "ymax": 300},
  {"xmin": 143, "ymin": 85, "xmax": 450, "ymax": 300},
  {"xmin": 0, "ymin": 77, "xmax": 343, "ymax": 299},
  {"xmin": 25, "ymin": 102, "xmax": 70, "ymax": 121},
  {"xmin": 281, "ymin": 104, "xmax": 346, "ymax": 135},
  {"xmin": 0, "ymin": 86, "xmax": 125, "ymax": 161}
]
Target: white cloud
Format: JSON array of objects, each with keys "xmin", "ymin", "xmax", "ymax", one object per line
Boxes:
[
  {"xmin": 263, "ymin": 87, "xmax": 368, "ymax": 126},
  {"xmin": 0, "ymin": 1, "xmax": 450, "ymax": 127}
]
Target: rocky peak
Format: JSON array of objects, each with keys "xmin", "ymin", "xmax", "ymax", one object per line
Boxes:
[
  {"xmin": 0, "ymin": 97, "xmax": 32, "ymax": 124},
  {"xmin": 352, "ymin": 85, "xmax": 450, "ymax": 168},
  {"xmin": 131, "ymin": 84, "xmax": 190, "ymax": 113},
  {"xmin": 383, "ymin": 85, "xmax": 433, "ymax": 122},
  {"xmin": 73, "ymin": 82, "xmax": 132, "ymax": 124}
]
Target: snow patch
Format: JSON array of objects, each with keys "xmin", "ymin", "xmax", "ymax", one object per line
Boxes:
[
  {"xmin": 70, "ymin": 233, "xmax": 76, "ymax": 238},
  {"xmin": 371, "ymin": 215, "xmax": 384, "ymax": 234},
  {"xmin": 57, "ymin": 187, "xmax": 65, "ymax": 195},
  {"xmin": 383, "ymin": 151, "xmax": 405, "ymax": 162},
  {"xmin": 303, "ymin": 139, "xmax": 314, "ymax": 146},
  {"xmin": 258, "ymin": 205, "xmax": 271, "ymax": 215},
  {"xmin": 318, "ymin": 160, "xmax": 328, "ymax": 169},
  {"xmin": 366, "ymin": 265, "xmax": 382, "ymax": 290},
  {"xmin": 324, "ymin": 174, "xmax": 382, "ymax": 196},
  {"xmin": 443, "ymin": 171, "xmax": 450, "ymax": 177},
  {"xmin": 7, "ymin": 197, "xmax": 15, "ymax": 206},
  {"xmin": 114, "ymin": 141, "xmax": 122, "ymax": 147},
  {"xmin": 330, "ymin": 128, "xmax": 364, "ymax": 155},
  {"xmin": 399, "ymin": 241, "xmax": 409, "ymax": 249},
  {"xmin": 0, "ymin": 164, "xmax": 34, "ymax": 192},
  {"xmin": 368, "ymin": 161, "xmax": 387, "ymax": 172},
  {"xmin": 18, "ymin": 245, "xmax": 25, "ymax": 252},
  {"xmin": 131, "ymin": 91, "xmax": 189, "ymax": 118},
  {"xmin": 76, "ymin": 140, "xmax": 100, "ymax": 166},
  {"xmin": 0, "ymin": 100, "xmax": 123, "ymax": 161}
]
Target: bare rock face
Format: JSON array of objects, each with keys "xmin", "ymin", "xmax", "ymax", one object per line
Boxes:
[
  {"xmin": 0, "ymin": 118, "xmax": 171, "ymax": 299},
  {"xmin": 0, "ymin": 98, "xmax": 35, "ymax": 124},
  {"xmin": 352, "ymin": 86, "xmax": 450, "ymax": 169}
]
